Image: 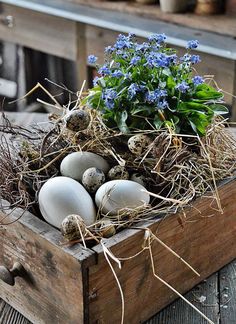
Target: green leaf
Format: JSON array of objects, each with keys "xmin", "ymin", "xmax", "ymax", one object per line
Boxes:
[
  {"xmin": 153, "ymin": 115, "xmax": 163, "ymax": 129},
  {"xmin": 162, "ymin": 68, "xmax": 171, "ymax": 77},
  {"xmin": 209, "ymin": 104, "xmax": 228, "ymax": 115},
  {"xmin": 178, "ymin": 101, "xmax": 210, "ymax": 114},
  {"xmin": 167, "ymin": 76, "xmax": 176, "ymax": 90},
  {"xmin": 115, "ymin": 111, "xmax": 129, "ymax": 133},
  {"xmin": 131, "ymin": 105, "xmax": 152, "ymax": 115},
  {"xmin": 188, "ymin": 112, "xmax": 210, "ymax": 136},
  {"xmin": 193, "ymin": 83, "xmax": 223, "ymax": 100}
]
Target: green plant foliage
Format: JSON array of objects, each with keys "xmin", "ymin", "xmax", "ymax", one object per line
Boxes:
[{"xmin": 84, "ymin": 34, "xmax": 227, "ymax": 135}]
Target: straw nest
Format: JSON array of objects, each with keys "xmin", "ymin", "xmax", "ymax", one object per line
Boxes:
[{"xmin": 0, "ymin": 97, "xmax": 235, "ymax": 243}]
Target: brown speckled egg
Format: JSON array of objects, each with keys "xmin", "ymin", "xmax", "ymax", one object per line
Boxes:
[
  {"xmin": 82, "ymin": 167, "xmax": 106, "ymax": 193},
  {"xmin": 108, "ymin": 165, "xmax": 129, "ymax": 180},
  {"xmin": 128, "ymin": 134, "xmax": 151, "ymax": 155},
  {"xmin": 65, "ymin": 109, "xmax": 90, "ymax": 132},
  {"xmin": 61, "ymin": 214, "xmax": 86, "ymax": 241},
  {"xmin": 131, "ymin": 173, "xmax": 146, "ymax": 186}
]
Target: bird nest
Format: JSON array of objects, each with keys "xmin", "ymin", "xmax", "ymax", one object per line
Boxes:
[{"xmin": 0, "ymin": 99, "xmax": 235, "ymax": 240}]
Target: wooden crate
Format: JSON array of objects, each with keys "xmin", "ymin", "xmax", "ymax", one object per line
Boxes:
[{"xmin": 0, "ymin": 177, "xmax": 235, "ymax": 324}]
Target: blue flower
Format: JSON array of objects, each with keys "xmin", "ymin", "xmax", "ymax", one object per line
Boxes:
[
  {"xmin": 105, "ymin": 46, "xmax": 115, "ymax": 54},
  {"xmin": 93, "ymin": 76, "xmax": 100, "ymax": 86},
  {"xmin": 128, "ymin": 83, "xmax": 140, "ymax": 99},
  {"xmin": 98, "ymin": 65, "xmax": 111, "ymax": 76},
  {"xmin": 111, "ymin": 70, "xmax": 123, "ymax": 78},
  {"xmin": 148, "ymin": 33, "xmax": 167, "ymax": 44},
  {"xmin": 124, "ymin": 72, "xmax": 132, "ymax": 80},
  {"xmin": 102, "ymin": 89, "xmax": 118, "ymax": 109},
  {"xmin": 166, "ymin": 54, "xmax": 178, "ymax": 65},
  {"xmin": 186, "ymin": 40, "xmax": 199, "ymax": 50},
  {"xmin": 190, "ymin": 55, "xmax": 201, "ymax": 64},
  {"xmin": 180, "ymin": 53, "xmax": 191, "ymax": 62},
  {"xmin": 145, "ymin": 89, "xmax": 167, "ymax": 104},
  {"xmin": 145, "ymin": 91, "xmax": 159, "ymax": 103},
  {"xmin": 128, "ymin": 33, "xmax": 136, "ymax": 40},
  {"xmin": 176, "ymin": 81, "xmax": 190, "ymax": 93},
  {"xmin": 145, "ymin": 52, "xmax": 169, "ymax": 68},
  {"xmin": 135, "ymin": 42, "xmax": 150, "ymax": 52},
  {"xmin": 115, "ymin": 34, "xmax": 132, "ymax": 50},
  {"xmin": 157, "ymin": 99, "xmax": 169, "ymax": 110},
  {"xmin": 87, "ymin": 55, "xmax": 98, "ymax": 64},
  {"xmin": 130, "ymin": 56, "xmax": 141, "ymax": 66},
  {"xmin": 192, "ymin": 76, "xmax": 204, "ymax": 85}
]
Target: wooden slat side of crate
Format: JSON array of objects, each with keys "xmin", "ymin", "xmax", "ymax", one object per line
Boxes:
[
  {"xmin": 89, "ymin": 178, "xmax": 236, "ymax": 323},
  {"xmin": 0, "ymin": 205, "xmax": 96, "ymax": 324}
]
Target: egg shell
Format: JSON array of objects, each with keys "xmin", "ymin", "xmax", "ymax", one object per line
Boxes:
[
  {"xmin": 61, "ymin": 214, "xmax": 86, "ymax": 241},
  {"xmin": 82, "ymin": 167, "xmax": 105, "ymax": 193},
  {"xmin": 60, "ymin": 152, "xmax": 109, "ymax": 181},
  {"xmin": 128, "ymin": 134, "xmax": 151, "ymax": 155},
  {"xmin": 38, "ymin": 176, "xmax": 96, "ymax": 228},
  {"xmin": 64, "ymin": 109, "xmax": 90, "ymax": 132},
  {"xmin": 108, "ymin": 165, "xmax": 129, "ymax": 180},
  {"xmin": 131, "ymin": 173, "xmax": 146, "ymax": 186},
  {"xmin": 95, "ymin": 180, "xmax": 150, "ymax": 216}
]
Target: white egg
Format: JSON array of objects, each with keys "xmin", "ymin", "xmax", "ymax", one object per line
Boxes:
[
  {"xmin": 95, "ymin": 180, "xmax": 150, "ymax": 216},
  {"xmin": 60, "ymin": 152, "xmax": 109, "ymax": 181},
  {"xmin": 38, "ymin": 176, "xmax": 96, "ymax": 228}
]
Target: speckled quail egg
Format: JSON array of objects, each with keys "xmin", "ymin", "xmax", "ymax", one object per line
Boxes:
[
  {"xmin": 82, "ymin": 167, "xmax": 106, "ymax": 193},
  {"xmin": 61, "ymin": 214, "xmax": 86, "ymax": 241},
  {"xmin": 64, "ymin": 109, "xmax": 90, "ymax": 132},
  {"xmin": 108, "ymin": 165, "xmax": 129, "ymax": 180},
  {"xmin": 128, "ymin": 134, "xmax": 151, "ymax": 155},
  {"xmin": 130, "ymin": 173, "xmax": 146, "ymax": 187}
]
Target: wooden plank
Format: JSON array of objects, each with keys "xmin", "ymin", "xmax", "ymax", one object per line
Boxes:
[
  {"xmin": 0, "ymin": 205, "xmax": 95, "ymax": 323},
  {"xmin": 0, "ymin": 4, "xmax": 77, "ymax": 60},
  {"xmin": 226, "ymin": 0, "xmax": 236, "ymax": 14},
  {"xmin": 147, "ymin": 273, "xmax": 219, "ymax": 324},
  {"xmin": 63, "ymin": 0, "xmax": 236, "ymax": 38},
  {"xmin": 89, "ymin": 179, "xmax": 236, "ymax": 323},
  {"xmin": 0, "ymin": 299, "xmax": 30, "ymax": 324},
  {"xmin": 76, "ymin": 22, "xmax": 88, "ymax": 90},
  {"xmin": 219, "ymin": 261, "xmax": 236, "ymax": 324},
  {"xmin": 230, "ymin": 61, "xmax": 236, "ymax": 121}
]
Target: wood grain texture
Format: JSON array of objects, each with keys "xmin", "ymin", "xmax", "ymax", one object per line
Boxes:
[
  {"xmin": 231, "ymin": 61, "xmax": 236, "ymax": 121},
  {"xmin": 219, "ymin": 261, "xmax": 236, "ymax": 324},
  {"xmin": 0, "ymin": 4, "xmax": 77, "ymax": 60},
  {"xmin": 226, "ymin": 0, "xmax": 236, "ymax": 14},
  {"xmin": 147, "ymin": 273, "xmax": 220, "ymax": 324},
  {"xmin": 89, "ymin": 179, "xmax": 236, "ymax": 323},
  {"xmin": 63, "ymin": 0, "xmax": 236, "ymax": 37},
  {"xmin": 0, "ymin": 299, "xmax": 30, "ymax": 324},
  {"xmin": 0, "ymin": 206, "xmax": 95, "ymax": 324},
  {"xmin": 76, "ymin": 22, "xmax": 88, "ymax": 89},
  {"xmin": 1, "ymin": 112, "xmax": 236, "ymax": 323}
]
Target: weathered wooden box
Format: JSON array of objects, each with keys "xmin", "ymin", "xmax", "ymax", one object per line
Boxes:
[{"xmin": 0, "ymin": 178, "xmax": 235, "ymax": 324}]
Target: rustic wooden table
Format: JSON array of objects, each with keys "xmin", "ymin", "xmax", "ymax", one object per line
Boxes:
[{"xmin": 0, "ymin": 112, "xmax": 236, "ymax": 324}]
